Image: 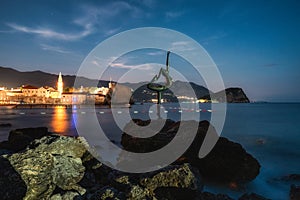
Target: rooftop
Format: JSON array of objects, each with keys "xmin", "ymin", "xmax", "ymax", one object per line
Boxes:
[{"xmin": 22, "ymin": 85, "xmax": 38, "ymax": 89}]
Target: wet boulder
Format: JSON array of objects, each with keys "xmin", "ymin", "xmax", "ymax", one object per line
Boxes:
[
  {"xmin": 98, "ymin": 163, "xmax": 203, "ymax": 200},
  {"xmin": 88, "ymin": 186, "xmax": 125, "ymax": 200},
  {"xmin": 0, "ymin": 127, "xmax": 51, "ymax": 151},
  {"xmin": 196, "ymin": 192, "xmax": 234, "ymax": 200},
  {"xmin": 121, "ymin": 119, "xmax": 260, "ymax": 184},
  {"xmin": 3, "ymin": 135, "xmax": 88, "ymax": 199},
  {"xmin": 238, "ymin": 193, "xmax": 270, "ymax": 200},
  {"xmin": 0, "ymin": 156, "xmax": 27, "ymax": 200},
  {"xmin": 140, "ymin": 163, "xmax": 203, "ymax": 199},
  {"xmin": 0, "ymin": 123, "xmax": 12, "ymax": 127},
  {"xmin": 290, "ymin": 185, "xmax": 300, "ymax": 200},
  {"xmin": 50, "ymin": 191, "xmax": 81, "ymax": 200}
]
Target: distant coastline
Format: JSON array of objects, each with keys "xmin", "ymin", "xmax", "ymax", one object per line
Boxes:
[{"xmin": 0, "ymin": 66, "xmax": 250, "ymax": 104}]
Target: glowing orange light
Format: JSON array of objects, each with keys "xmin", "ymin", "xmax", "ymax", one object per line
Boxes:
[{"xmin": 51, "ymin": 106, "xmax": 68, "ymax": 134}]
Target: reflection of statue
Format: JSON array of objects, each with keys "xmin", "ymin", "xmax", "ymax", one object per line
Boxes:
[{"xmin": 147, "ymin": 51, "xmax": 173, "ymax": 104}]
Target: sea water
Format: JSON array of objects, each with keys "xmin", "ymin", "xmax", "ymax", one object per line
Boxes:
[{"xmin": 0, "ymin": 103, "xmax": 299, "ymax": 199}]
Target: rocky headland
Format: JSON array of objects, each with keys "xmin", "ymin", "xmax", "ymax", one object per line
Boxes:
[
  {"xmin": 200, "ymin": 88, "xmax": 250, "ymax": 103},
  {"xmin": 0, "ymin": 120, "xmax": 281, "ymax": 200}
]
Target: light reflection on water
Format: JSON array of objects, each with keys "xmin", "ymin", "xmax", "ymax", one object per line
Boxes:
[{"xmin": 51, "ymin": 106, "xmax": 68, "ymax": 135}]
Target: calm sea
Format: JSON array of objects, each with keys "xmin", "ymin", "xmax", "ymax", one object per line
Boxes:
[{"xmin": 0, "ymin": 103, "xmax": 299, "ymax": 199}]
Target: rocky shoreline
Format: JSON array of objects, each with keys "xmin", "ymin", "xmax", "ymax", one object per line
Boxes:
[{"xmin": 0, "ymin": 120, "xmax": 298, "ymax": 200}]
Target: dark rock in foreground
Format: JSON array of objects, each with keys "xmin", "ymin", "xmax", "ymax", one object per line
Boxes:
[
  {"xmin": 239, "ymin": 193, "xmax": 271, "ymax": 200},
  {"xmin": 290, "ymin": 184, "xmax": 300, "ymax": 200},
  {"xmin": 196, "ymin": 192, "xmax": 234, "ymax": 200},
  {"xmin": 140, "ymin": 163, "xmax": 203, "ymax": 199},
  {"xmin": 0, "ymin": 156, "xmax": 27, "ymax": 200},
  {"xmin": 0, "ymin": 127, "xmax": 50, "ymax": 151},
  {"xmin": 103, "ymin": 163, "xmax": 203, "ymax": 200},
  {"xmin": 0, "ymin": 124, "xmax": 263, "ymax": 199},
  {"xmin": 122, "ymin": 119, "xmax": 260, "ymax": 183},
  {"xmin": 280, "ymin": 174, "xmax": 300, "ymax": 182},
  {"xmin": 3, "ymin": 135, "xmax": 87, "ymax": 199},
  {"xmin": 188, "ymin": 131, "xmax": 260, "ymax": 183},
  {"xmin": 87, "ymin": 186, "xmax": 125, "ymax": 200},
  {"xmin": 0, "ymin": 123, "xmax": 12, "ymax": 127},
  {"xmin": 121, "ymin": 119, "xmax": 176, "ymax": 152},
  {"xmin": 0, "ymin": 129, "xmax": 204, "ymax": 200}
]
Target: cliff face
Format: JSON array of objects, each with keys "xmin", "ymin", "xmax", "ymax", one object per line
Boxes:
[
  {"xmin": 202, "ymin": 88, "xmax": 250, "ymax": 103},
  {"xmin": 221, "ymin": 88, "xmax": 250, "ymax": 103},
  {"xmin": 127, "ymin": 82, "xmax": 250, "ymax": 103}
]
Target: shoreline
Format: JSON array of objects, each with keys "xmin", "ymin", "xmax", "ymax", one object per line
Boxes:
[
  {"xmin": 0, "ymin": 125, "xmax": 299, "ymax": 199},
  {"xmin": 0, "ymin": 120, "xmax": 286, "ymax": 200},
  {"xmin": 0, "ymin": 104, "xmax": 300, "ymax": 199}
]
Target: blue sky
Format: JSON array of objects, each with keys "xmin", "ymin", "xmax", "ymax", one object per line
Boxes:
[{"xmin": 0, "ymin": 0, "xmax": 299, "ymax": 101}]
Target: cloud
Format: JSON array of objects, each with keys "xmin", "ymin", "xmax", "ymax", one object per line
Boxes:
[
  {"xmin": 200, "ymin": 32, "xmax": 227, "ymax": 44},
  {"xmin": 6, "ymin": 1, "xmax": 150, "ymax": 42},
  {"xmin": 91, "ymin": 60, "xmax": 101, "ymax": 67},
  {"xmin": 0, "ymin": 30, "xmax": 15, "ymax": 33},
  {"xmin": 6, "ymin": 2, "xmax": 148, "ymax": 41},
  {"xmin": 110, "ymin": 62, "xmax": 154, "ymax": 70},
  {"xmin": 165, "ymin": 11, "xmax": 185, "ymax": 21},
  {"xmin": 171, "ymin": 41, "xmax": 189, "ymax": 46},
  {"xmin": 132, "ymin": 0, "xmax": 156, "ymax": 8},
  {"xmin": 166, "ymin": 11, "xmax": 184, "ymax": 18},
  {"xmin": 77, "ymin": 2, "xmax": 144, "ymax": 21},
  {"xmin": 147, "ymin": 50, "xmax": 165, "ymax": 56},
  {"xmin": 170, "ymin": 41, "xmax": 195, "ymax": 52},
  {"xmin": 40, "ymin": 44, "xmax": 71, "ymax": 54},
  {"xmin": 92, "ymin": 56, "xmax": 119, "ymax": 65},
  {"xmin": 7, "ymin": 23, "xmax": 92, "ymax": 41},
  {"xmin": 75, "ymin": 2, "xmax": 144, "ymax": 36},
  {"xmin": 104, "ymin": 27, "xmax": 121, "ymax": 36}
]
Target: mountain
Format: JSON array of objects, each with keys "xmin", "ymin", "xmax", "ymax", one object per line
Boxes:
[
  {"xmin": 124, "ymin": 81, "xmax": 210, "ymax": 102},
  {"xmin": 125, "ymin": 82, "xmax": 250, "ymax": 103},
  {"xmin": 0, "ymin": 66, "xmax": 250, "ymax": 103},
  {"xmin": 0, "ymin": 66, "xmax": 109, "ymax": 88},
  {"xmin": 201, "ymin": 88, "xmax": 250, "ymax": 103}
]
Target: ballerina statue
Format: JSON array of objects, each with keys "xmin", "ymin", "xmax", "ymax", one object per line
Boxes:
[{"xmin": 147, "ymin": 51, "xmax": 173, "ymax": 104}]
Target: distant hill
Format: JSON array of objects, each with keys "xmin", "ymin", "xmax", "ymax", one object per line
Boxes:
[
  {"xmin": 0, "ymin": 66, "xmax": 250, "ymax": 102},
  {"xmin": 124, "ymin": 81, "xmax": 210, "ymax": 102},
  {"xmin": 0, "ymin": 66, "xmax": 109, "ymax": 88},
  {"xmin": 201, "ymin": 88, "xmax": 250, "ymax": 103},
  {"xmin": 125, "ymin": 82, "xmax": 249, "ymax": 103}
]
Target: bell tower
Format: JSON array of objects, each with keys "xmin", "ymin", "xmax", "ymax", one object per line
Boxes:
[{"xmin": 57, "ymin": 72, "xmax": 63, "ymax": 98}]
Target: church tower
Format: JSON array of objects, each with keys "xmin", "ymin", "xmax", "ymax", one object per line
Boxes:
[
  {"xmin": 57, "ymin": 72, "xmax": 63, "ymax": 98},
  {"xmin": 108, "ymin": 77, "xmax": 115, "ymax": 89},
  {"xmin": 109, "ymin": 77, "xmax": 112, "ymax": 89}
]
